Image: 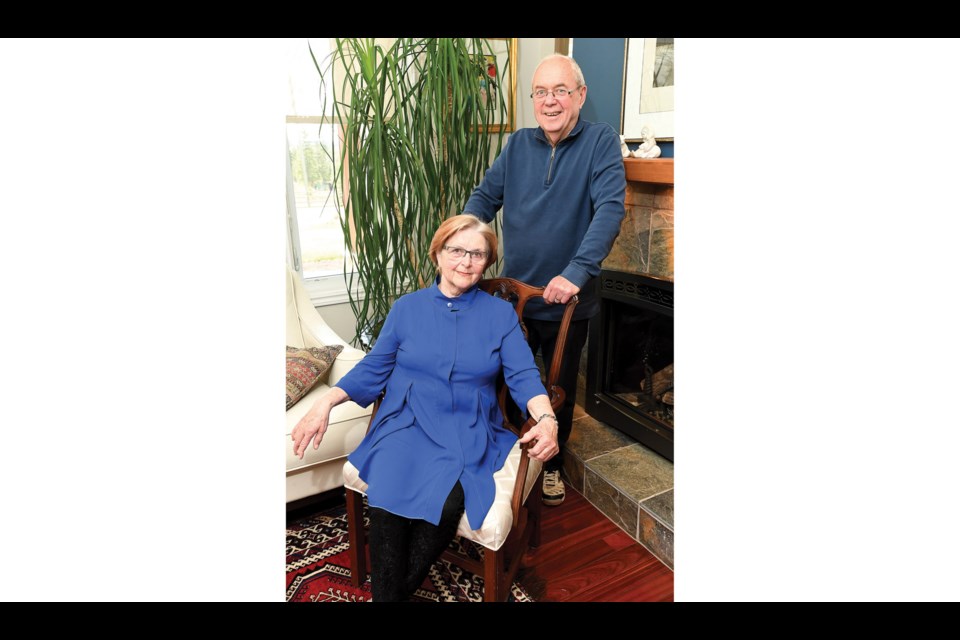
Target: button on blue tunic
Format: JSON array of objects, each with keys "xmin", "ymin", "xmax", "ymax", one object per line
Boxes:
[{"xmin": 336, "ymin": 278, "xmax": 547, "ymax": 530}]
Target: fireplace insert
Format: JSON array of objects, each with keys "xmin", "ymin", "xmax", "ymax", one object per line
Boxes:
[{"xmin": 586, "ymin": 269, "xmax": 673, "ymax": 461}]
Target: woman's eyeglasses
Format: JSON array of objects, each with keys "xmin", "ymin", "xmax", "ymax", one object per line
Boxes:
[{"xmin": 443, "ymin": 245, "xmax": 488, "ymax": 262}]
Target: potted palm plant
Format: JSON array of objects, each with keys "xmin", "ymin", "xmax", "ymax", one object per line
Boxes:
[{"xmin": 312, "ymin": 38, "xmax": 510, "ymax": 347}]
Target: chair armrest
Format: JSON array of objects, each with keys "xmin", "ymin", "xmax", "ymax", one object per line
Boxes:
[
  {"xmin": 327, "ymin": 343, "xmax": 366, "ymax": 386},
  {"xmin": 509, "ymin": 384, "xmax": 565, "ymax": 521},
  {"xmin": 295, "ymin": 290, "xmax": 366, "ymax": 385},
  {"xmin": 291, "ymin": 267, "xmax": 358, "ymax": 353},
  {"xmin": 547, "ymin": 384, "xmax": 566, "ymax": 413},
  {"xmin": 300, "ymin": 306, "xmax": 351, "ymax": 350},
  {"xmin": 514, "ymin": 384, "xmax": 565, "ymax": 438}
]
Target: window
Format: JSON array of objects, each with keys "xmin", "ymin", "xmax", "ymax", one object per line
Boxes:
[
  {"xmin": 287, "ymin": 121, "xmax": 342, "ymax": 276},
  {"xmin": 285, "ymin": 38, "xmax": 355, "ymax": 305}
]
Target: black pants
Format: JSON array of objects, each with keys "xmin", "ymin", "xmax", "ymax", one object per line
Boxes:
[
  {"xmin": 511, "ymin": 317, "xmax": 590, "ymax": 472},
  {"xmin": 367, "ymin": 481, "xmax": 465, "ymax": 602}
]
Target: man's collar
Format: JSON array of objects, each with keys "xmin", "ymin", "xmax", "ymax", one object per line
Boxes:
[{"xmin": 535, "ymin": 117, "xmax": 586, "ymax": 145}]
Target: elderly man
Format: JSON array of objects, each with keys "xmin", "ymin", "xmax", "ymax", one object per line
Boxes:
[{"xmin": 464, "ymin": 53, "xmax": 626, "ymax": 506}]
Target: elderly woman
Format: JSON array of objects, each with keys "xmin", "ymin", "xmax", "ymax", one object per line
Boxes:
[{"xmin": 291, "ymin": 214, "xmax": 559, "ymax": 602}]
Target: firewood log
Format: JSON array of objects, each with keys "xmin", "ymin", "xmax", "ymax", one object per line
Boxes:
[{"xmin": 641, "ymin": 363, "xmax": 674, "ymax": 400}]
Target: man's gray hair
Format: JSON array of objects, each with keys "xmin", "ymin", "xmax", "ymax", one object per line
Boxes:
[{"xmin": 533, "ymin": 54, "xmax": 586, "ymax": 89}]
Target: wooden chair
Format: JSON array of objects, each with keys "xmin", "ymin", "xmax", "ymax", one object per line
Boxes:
[{"xmin": 343, "ymin": 277, "xmax": 578, "ymax": 601}]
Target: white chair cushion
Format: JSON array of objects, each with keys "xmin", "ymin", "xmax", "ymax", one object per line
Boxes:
[{"xmin": 343, "ymin": 439, "xmax": 542, "ymax": 551}]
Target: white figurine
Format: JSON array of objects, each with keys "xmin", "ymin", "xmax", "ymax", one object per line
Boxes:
[
  {"xmin": 631, "ymin": 126, "xmax": 661, "ymax": 159},
  {"xmin": 619, "ymin": 134, "xmax": 631, "ymax": 158}
]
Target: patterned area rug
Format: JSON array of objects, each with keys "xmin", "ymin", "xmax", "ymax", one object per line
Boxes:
[{"xmin": 286, "ymin": 502, "xmax": 535, "ymax": 602}]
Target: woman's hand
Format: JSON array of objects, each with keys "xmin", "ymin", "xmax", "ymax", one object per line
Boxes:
[
  {"xmin": 520, "ymin": 394, "xmax": 560, "ymax": 461},
  {"xmin": 291, "ymin": 387, "xmax": 349, "ymax": 460},
  {"xmin": 518, "ymin": 413, "xmax": 560, "ymax": 462}
]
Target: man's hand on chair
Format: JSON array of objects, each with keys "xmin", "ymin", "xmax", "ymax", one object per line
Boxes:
[{"xmin": 543, "ymin": 275, "xmax": 579, "ymax": 305}]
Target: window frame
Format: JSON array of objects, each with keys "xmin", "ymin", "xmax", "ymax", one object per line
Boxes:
[{"xmin": 285, "ymin": 111, "xmax": 359, "ymax": 307}]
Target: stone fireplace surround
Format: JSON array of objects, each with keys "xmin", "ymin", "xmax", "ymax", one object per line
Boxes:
[
  {"xmin": 565, "ymin": 158, "xmax": 675, "ymax": 569},
  {"xmin": 576, "ymin": 158, "xmax": 674, "ymax": 397}
]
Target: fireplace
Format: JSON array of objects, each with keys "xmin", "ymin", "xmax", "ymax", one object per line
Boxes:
[{"xmin": 586, "ymin": 269, "xmax": 673, "ymax": 461}]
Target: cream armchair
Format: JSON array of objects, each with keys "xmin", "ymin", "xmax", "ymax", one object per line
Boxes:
[{"xmin": 286, "ymin": 267, "xmax": 373, "ymax": 503}]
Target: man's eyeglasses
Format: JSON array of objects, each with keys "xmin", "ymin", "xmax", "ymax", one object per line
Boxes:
[
  {"xmin": 530, "ymin": 87, "xmax": 581, "ymax": 101},
  {"xmin": 443, "ymin": 245, "xmax": 488, "ymax": 262}
]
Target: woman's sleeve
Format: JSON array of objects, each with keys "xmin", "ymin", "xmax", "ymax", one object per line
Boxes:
[
  {"xmin": 333, "ymin": 301, "xmax": 403, "ymax": 408},
  {"xmin": 499, "ymin": 311, "xmax": 548, "ymax": 416}
]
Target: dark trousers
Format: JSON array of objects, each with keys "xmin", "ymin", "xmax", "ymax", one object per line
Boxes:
[
  {"xmin": 367, "ymin": 481, "xmax": 465, "ymax": 602},
  {"xmin": 516, "ymin": 317, "xmax": 590, "ymax": 472}
]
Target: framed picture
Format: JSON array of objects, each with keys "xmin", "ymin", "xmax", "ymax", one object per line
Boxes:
[
  {"xmin": 622, "ymin": 38, "xmax": 674, "ymax": 142},
  {"xmin": 477, "ymin": 38, "xmax": 517, "ymax": 133}
]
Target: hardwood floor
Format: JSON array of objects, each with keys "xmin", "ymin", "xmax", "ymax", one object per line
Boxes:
[
  {"xmin": 286, "ymin": 483, "xmax": 674, "ymax": 602},
  {"xmin": 517, "ymin": 484, "xmax": 674, "ymax": 602}
]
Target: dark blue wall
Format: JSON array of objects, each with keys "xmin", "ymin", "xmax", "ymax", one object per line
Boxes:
[
  {"xmin": 574, "ymin": 38, "xmax": 624, "ymax": 133},
  {"xmin": 572, "ymin": 38, "xmax": 674, "ymax": 158}
]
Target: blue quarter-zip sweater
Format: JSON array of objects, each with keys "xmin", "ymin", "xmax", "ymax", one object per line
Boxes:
[{"xmin": 464, "ymin": 118, "xmax": 626, "ymax": 321}]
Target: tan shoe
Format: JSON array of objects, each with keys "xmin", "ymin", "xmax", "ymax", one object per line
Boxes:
[{"xmin": 542, "ymin": 470, "xmax": 565, "ymax": 506}]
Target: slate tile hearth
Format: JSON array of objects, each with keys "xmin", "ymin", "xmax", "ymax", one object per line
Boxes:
[{"xmin": 563, "ymin": 405, "xmax": 674, "ymax": 570}]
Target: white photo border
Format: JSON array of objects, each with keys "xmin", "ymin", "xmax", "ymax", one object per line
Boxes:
[{"xmin": 622, "ymin": 37, "xmax": 674, "ymax": 142}]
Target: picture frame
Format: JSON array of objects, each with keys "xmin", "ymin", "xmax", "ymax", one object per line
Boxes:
[
  {"xmin": 477, "ymin": 38, "xmax": 517, "ymax": 134},
  {"xmin": 621, "ymin": 38, "xmax": 674, "ymax": 142}
]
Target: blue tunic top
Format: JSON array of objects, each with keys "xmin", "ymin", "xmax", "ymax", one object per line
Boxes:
[{"xmin": 337, "ymin": 278, "xmax": 548, "ymax": 530}]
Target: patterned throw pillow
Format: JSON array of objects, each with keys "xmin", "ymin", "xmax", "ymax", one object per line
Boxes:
[{"xmin": 286, "ymin": 345, "xmax": 344, "ymax": 410}]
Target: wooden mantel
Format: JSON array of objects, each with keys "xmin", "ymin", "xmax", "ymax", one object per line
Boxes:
[{"xmin": 624, "ymin": 158, "xmax": 673, "ymax": 185}]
